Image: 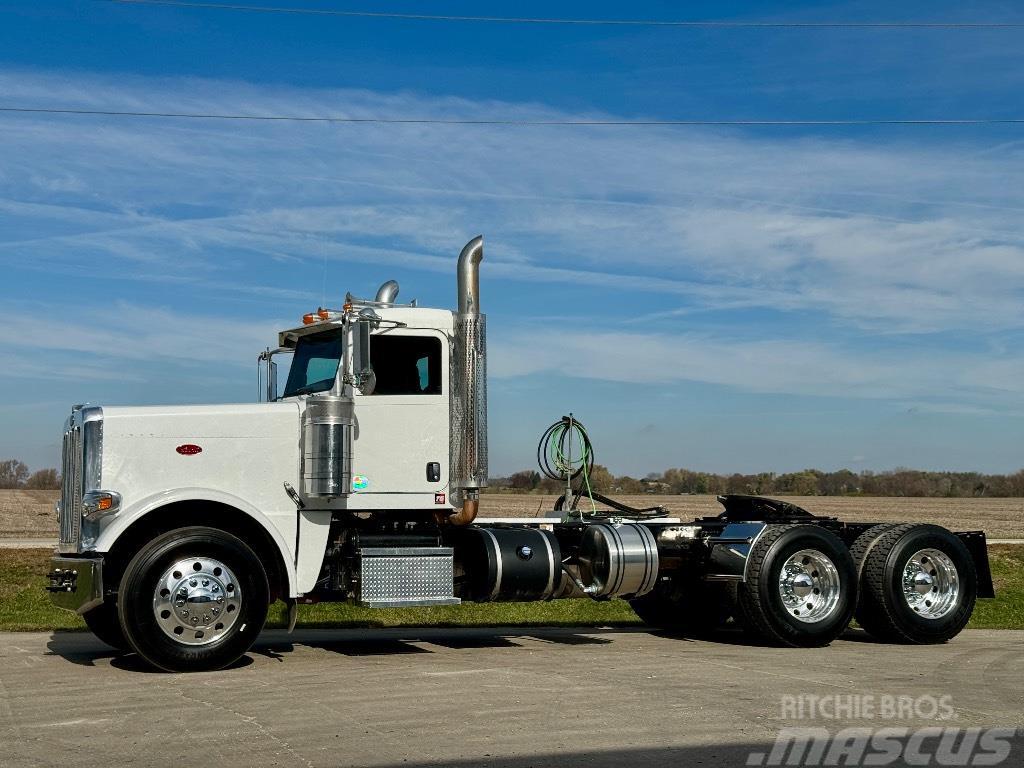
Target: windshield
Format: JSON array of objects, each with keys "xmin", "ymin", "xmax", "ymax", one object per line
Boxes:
[{"xmin": 282, "ymin": 329, "xmax": 343, "ymax": 398}]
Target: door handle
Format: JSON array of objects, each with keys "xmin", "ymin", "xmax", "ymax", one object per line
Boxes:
[{"xmin": 426, "ymin": 462, "xmax": 441, "ymax": 482}]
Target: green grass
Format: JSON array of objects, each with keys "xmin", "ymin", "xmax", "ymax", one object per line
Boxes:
[
  {"xmin": 0, "ymin": 548, "xmax": 639, "ymax": 632},
  {"xmin": 263, "ymin": 596, "xmax": 639, "ymax": 630},
  {"xmin": 966, "ymin": 544, "xmax": 1024, "ymax": 629},
  {"xmin": 2, "ymin": 546, "xmax": 1021, "ymax": 633},
  {"xmin": 0, "ymin": 549, "xmax": 87, "ymax": 631}
]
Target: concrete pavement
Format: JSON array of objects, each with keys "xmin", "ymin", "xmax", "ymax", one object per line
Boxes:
[{"xmin": 0, "ymin": 627, "xmax": 1021, "ymax": 767}]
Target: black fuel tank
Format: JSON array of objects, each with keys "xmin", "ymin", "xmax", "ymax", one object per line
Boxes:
[{"xmin": 454, "ymin": 527, "xmax": 562, "ymax": 602}]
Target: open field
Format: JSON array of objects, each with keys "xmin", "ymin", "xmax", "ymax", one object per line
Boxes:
[
  {"xmin": 3, "ymin": 490, "xmax": 1024, "ymax": 538},
  {"xmin": 0, "ymin": 489, "xmax": 57, "ymax": 538},
  {"xmin": 479, "ymin": 492, "xmax": 1024, "ymax": 538},
  {"xmin": 3, "ymin": 545, "xmax": 1022, "ymax": 632}
]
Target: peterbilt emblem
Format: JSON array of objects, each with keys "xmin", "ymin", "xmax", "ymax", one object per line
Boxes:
[{"xmin": 175, "ymin": 444, "xmax": 203, "ymax": 456}]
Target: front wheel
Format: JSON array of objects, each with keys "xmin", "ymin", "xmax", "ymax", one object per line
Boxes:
[
  {"xmin": 737, "ymin": 524, "xmax": 857, "ymax": 647},
  {"xmin": 118, "ymin": 527, "xmax": 269, "ymax": 672}
]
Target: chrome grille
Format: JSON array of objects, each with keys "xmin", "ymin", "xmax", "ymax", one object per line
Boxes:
[{"xmin": 59, "ymin": 419, "xmax": 83, "ymax": 548}]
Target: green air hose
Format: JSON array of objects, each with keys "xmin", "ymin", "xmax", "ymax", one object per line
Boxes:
[
  {"xmin": 537, "ymin": 416, "xmax": 597, "ymax": 514},
  {"xmin": 536, "ymin": 415, "xmax": 669, "ymax": 520}
]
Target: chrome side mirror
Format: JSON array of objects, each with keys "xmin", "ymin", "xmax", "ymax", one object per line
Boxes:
[
  {"xmin": 258, "ymin": 347, "xmax": 291, "ymax": 402},
  {"xmin": 268, "ymin": 360, "xmax": 278, "ymax": 401},
  {"xmin": 353, "ymin": 317, "xmax": 375, "ymax": 394}
]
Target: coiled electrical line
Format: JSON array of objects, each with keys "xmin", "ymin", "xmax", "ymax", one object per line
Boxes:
[
  {"xmin": 538, "ymin": 415, "xmax": 597, "ymax": 516},
  {"xmin": 537, "ymin": 415, "xmax": 667, "ymax": 520},
  {"xmin": 537, "ymin": 415, "xmax": 595, "ymax": 483}
]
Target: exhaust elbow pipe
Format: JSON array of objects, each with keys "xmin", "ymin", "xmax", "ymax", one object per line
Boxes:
[
  {"xmin": 443, "ymin": 494, "xmax": 479, "ymax": 526},
  {"xmin": 456, "ymin": 235, "xmax": 483, "ymax": 315}
]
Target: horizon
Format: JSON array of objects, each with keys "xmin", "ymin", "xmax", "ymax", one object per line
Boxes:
[{"xmin": 4, "ymin": 451, "xmax": 1023, "ymax": 481}]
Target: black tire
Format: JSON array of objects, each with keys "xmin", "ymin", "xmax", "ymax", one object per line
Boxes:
[
  {"xmin": 118, "ymin": 527, "xmax": 269, "ymax": 672},
  {"xmin": 630, "ymin": 580, "xmax": 729, "ymax": 636},
  {"xmin": 737, "ymin": 524, "xmax": 857, "ymax": 647},
  {"xmin": 846, "ymin": 523, "xmax": 897, "ymax": 633},
  {"xmin": 848, "ymin": 524, "xmax": 898, "ymax": 579},
  {"xmin": 856, "ymin": 523, "xmax": 976, "ymax": 644},
  {"xmin": 82, "ymin": 598, "xmax": 127, "ymax": 650}
]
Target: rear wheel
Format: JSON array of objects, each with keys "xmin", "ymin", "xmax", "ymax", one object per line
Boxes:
[
  {"xmin": 856, "ymin": 523, "xmax": 976, "ymax": 644},
  {"xmin": 82, "ymin": 598, "xmax": 127, "ymax": 650},
  {"xmin": 737, "ymin": 524, "xmax": 857, "ymax": 647},
  {"xmin": 118, "ymin": 527, "xmax": 269, "ymax": 672}
]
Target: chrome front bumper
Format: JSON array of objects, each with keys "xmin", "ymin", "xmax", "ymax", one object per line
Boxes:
[{"xmin": 47, "ymin": 556, "xmax": 104, "ymax": 614}]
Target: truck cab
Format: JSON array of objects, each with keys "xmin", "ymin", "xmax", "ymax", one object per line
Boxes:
[{"xmin": 277, "ymin": 307, "xmax": 454, "ymax": 504}]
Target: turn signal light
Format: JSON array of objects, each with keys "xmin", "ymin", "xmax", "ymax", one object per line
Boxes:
[{"xmin": 82, "ymin": 490, "xmax": 122, "ymax": 520}]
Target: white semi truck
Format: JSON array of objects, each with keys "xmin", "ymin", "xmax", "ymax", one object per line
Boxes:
[{"xmin": 48, "ymin": 236, "xmax": 994, "ymax": 672}]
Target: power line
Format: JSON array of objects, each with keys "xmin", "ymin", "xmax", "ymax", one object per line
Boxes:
[
  {"xmin": 99, "ymin": 0, "xmax": 1024, "ymax": 29},
  {"xmin": 3, "ymin": 106, "xmax": 1024, "ymax": 126}
]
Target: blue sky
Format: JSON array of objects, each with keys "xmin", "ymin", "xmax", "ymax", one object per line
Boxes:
[{"xmin": 1, "ymin": 1, "xmax": 1023, "ymax": 476}]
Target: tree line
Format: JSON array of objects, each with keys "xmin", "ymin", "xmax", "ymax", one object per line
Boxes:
[
  {"xmin": 5, "ymin": 455, "xmax": 1023, "ymax": 497},
  {"xmin": 489, "ymin": 466, "xmax": 1024, "ymax": 498},
  {"xmin": 0, "ymin": 460, "xmax": 61, "ymax": 490}
]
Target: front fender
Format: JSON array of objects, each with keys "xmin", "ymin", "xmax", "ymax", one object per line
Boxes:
[{"xmin": 93, "ymin": 487, "xmax": 298, "ymax": 597}]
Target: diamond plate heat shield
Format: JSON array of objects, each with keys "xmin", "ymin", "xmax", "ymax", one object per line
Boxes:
[{"xmin": 357, "ymin": 547, "xmax": 461, "ymax": 608}]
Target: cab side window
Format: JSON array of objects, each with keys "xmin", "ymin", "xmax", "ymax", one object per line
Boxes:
[{"xmin": 370, "ymin": 335, "xmax": 442, "ymax": 395}]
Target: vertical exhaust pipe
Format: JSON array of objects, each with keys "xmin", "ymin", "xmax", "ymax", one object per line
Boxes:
[{"xmin": 448, "ymin": 236, "xmax": 487, "ymax": 525}]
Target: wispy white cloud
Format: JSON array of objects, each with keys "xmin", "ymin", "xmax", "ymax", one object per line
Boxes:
[
  {"xmin": 0, "ymin": 67, "xmax": 1021, "ymax": 414},
  {"xmin": 490, "ymin": 327, "xmax": 1024, "ymax": 411},
  {"xmin": 0, "ymin": 302, "xmax": 282, "ymax": 373}
]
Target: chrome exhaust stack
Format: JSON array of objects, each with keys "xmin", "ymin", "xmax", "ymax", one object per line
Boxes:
[{"xmin": 448, "ymin": 236, "xmax": 487, "ymax": 525}]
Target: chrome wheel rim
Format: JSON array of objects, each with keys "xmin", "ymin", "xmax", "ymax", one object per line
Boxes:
[
  {"xmin": 153, "ymin": 556, "xmax": 241, "ymax": 646},
  {"xmin": 901, "ymin": 548, "xmax": 959, "ymax": 619},
  {"xmin": 778, "ymin": 548, "xmax": 842, "ymax": 624}
]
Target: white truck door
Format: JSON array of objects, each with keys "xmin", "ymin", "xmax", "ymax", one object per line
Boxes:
[{"xmin": 349, "ymin": 328, "xmax": 450, "ymax": 502}]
